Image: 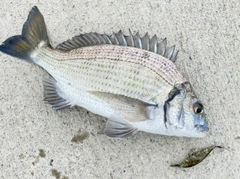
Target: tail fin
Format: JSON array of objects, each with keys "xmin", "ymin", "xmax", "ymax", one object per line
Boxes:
[{"xmin": 0, "ymin": 6, "xmax": 49, "ymax": 63}]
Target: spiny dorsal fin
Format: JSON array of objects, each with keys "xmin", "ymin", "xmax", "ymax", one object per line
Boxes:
[{"xmin": 56, "ymin": 29, "xmax": 178, "ymax": 62}]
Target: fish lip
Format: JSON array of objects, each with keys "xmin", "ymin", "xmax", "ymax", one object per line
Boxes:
[
  {"xmin": 194, "ymin": 114, "xmax": 209, "ymax": 132},
  {"xmin": 195, "ymin": 123, "xmax": 209, "ymax": 132}
]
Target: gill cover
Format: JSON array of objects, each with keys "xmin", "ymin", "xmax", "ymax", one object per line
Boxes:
[{"xmin": 164, "ymin": 82, "xmax": 208, "ymax": 137}]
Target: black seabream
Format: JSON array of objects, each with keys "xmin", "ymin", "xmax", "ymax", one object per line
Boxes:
[{"xmin": 0, "ymin": 6, "xmax": 209, "ymax": 138}]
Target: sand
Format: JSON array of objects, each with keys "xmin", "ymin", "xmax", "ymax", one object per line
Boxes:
[{"xmin": 0, "ymin": 0, "xmax": 239, "ymax": 178}]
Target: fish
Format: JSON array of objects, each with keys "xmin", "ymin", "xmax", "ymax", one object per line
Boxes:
[
  {"xmin": 171, "ymin": 145, "xmax": 223, "ymax": 168},
  {"xmin": 0, "ymin": 6, "xmax": 209, "ymax": 139}
]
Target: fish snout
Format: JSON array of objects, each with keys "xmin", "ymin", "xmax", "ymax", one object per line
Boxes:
[{"xmin": 194, "ymin": 117, "xmax": 209, "ymax": 132}]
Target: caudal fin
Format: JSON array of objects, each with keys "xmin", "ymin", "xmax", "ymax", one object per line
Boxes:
[{"xmin": 0, "ymin": 6, "xmax": 49, "ymax": 63}]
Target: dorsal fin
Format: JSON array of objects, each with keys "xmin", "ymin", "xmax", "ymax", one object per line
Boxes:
[{"xmin": 56, "ymin": 29, "xmax": 178, "ymax": 62}]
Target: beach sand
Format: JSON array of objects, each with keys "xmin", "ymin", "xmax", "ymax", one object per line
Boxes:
[{"xmin": 0, "ymin": 1, "xmax": 239, "ymax": 178}]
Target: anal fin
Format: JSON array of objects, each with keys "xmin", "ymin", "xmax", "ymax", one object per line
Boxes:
[{"xmin": 43, "ymin": 77, "xmax": 71, "ymax": 110}]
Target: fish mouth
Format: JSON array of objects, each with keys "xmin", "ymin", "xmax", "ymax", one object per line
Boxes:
[
  {"xmin": 195, "ymin": 123, "xmax": 209, "ymax": 132},
  {"xmin": 195, "ymin": 120, "xmax": 209, "ymax": 132},
  {"xmin": 194, "ymin": 117, "xmax": 209, "ymax": 132}
]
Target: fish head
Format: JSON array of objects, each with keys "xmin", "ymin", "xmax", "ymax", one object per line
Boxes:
[{"xmin": 166, "ymin": 83, "xmax": 209, "ymax": 138}]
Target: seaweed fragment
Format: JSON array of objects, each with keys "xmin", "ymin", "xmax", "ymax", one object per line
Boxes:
[{"xmin": 171, "ymin": 145, "xmax": 223, "ymax": 168}]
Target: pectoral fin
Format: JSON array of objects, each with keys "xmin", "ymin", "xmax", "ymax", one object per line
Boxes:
[
  {"xmin": 104, "ymin": 114, "xmax": 138, "ymax": 139},
  {"xmin": 89, "ymin": 91, "xmax": 157, "ymax": 122},
  {"xmin": 89, "ymin": 92, "xmax": 158, "ymax": 139}
]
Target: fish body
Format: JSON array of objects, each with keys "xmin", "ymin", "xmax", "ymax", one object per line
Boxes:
[{"xmin": 0, "ymin": 6, "xmax": 209, "ymax": 138}]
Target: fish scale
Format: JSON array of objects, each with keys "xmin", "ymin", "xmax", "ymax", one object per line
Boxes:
[{"xmin": 36, "ymin": 45, "xmax": 187, "ymax": 104}]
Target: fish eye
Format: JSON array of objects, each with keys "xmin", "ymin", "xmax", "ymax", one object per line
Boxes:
[{"xmin": 193, "ymin": 103, "xmax": 204, "ymax": 114}]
